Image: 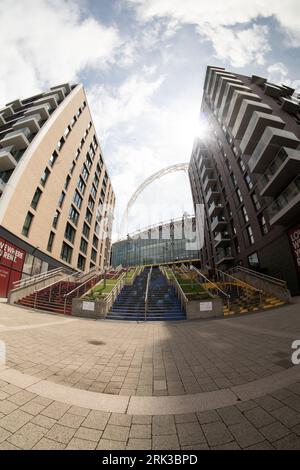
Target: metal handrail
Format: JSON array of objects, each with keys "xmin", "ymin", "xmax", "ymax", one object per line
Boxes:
[
  {"xmin": 231, "ymin": 265, "xmax": 287, "ymax": 287},
  {"xmin": 62, "ymin": 270, "xmax": 104, "ymax": 314},
  {"xmin": 12, "ymin": 267, "xmax": 68, "ymax": 289},
  {"xmin": 105, "ymin": 273, "xmax": 126, "ymax": 315},
  {"xmin": 216, "ymin": 268, "xmax": 263, "ymax": 293},
  {"xmin": 144, "ymin": 267, "xmax": 152, "ymax": 321},
  {"xmin": 190, "ymin": 266, "xmax": 230, "ymax": 299},
  {"xmin": 33, "ymin": 269, "xmax": 81, "ymax": 309},
  {"xmin": 169, "ymin": 268, "xmax": 188, "ymax": 311}
]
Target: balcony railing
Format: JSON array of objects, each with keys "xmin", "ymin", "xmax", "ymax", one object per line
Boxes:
[
  {"xmin": 268, "ymin": 175, "xmax": 300, "ymax": 225},
  {"xmin": 216, "ymin": 247, "xmax": 234, "ymax": 265},
  {"xmin": 211, "ymin": 216, "xmax": 227, "ymax": 232}
]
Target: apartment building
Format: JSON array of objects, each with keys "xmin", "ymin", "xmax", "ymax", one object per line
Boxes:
[
  {"xmin": 0, "ymin": 83, "xmax": 115, "ymax": 296},
  {"xmin": 189, "ymin": 65, "xmax": 300, "ymax": 294}
]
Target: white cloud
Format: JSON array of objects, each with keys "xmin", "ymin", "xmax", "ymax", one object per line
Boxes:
[
  {"xmin": 0, "ymin": 0, "xmax": 122, "ymax": 105},
  {"xmin": 126, "ymin": 0, "xmax": 300, "ymax": 65},
  {"xmin": 267, "ymin": 62, "xmax": 300, "ymax": 93},
  {"xmin": 199, "ymin": 24, "xmax": 270, "ymax": 67}
]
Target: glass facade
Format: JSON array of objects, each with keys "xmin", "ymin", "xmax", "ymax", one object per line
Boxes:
[{"xmin": 111, "ymin": 218, "xmax": 200, "ymax": 267}]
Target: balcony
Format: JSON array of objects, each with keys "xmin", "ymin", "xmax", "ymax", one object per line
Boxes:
[
  {"xmin": 24, "ymin": 104, "xmax": 50, "ymax": 120},
  {"xmin": 206, "ymin": 187, "xmax": 220, "ymax": 204},
  {"xmin": 248, "ymin": 127, "xmax": 299, "ymax": 174},
  {"xmin": 214, "ymin": 232, "xmax": 231, "ymax": 249},
  {"xmin": 281, "ymin": 97, "xmax": 300, "ymax": 116},
  {"xmin": 232, "ymin": 101, "xmax": 273, "ymax": 141},
  {"xmin": 211, "ymin": 216, "xmax": 227, "ymax": 232},
  {"xmin": 203, "ymin": 175, "xmax": 217, "ymax": 192},
  {"xmin": 51, "ymin": 83, "xmax": 71, "ymax": 97},
  {"xmin": 198, "ymin": 155, "xmax": 211, "ymax": 174},
  {"xmin": 35, "ymin": 94, "xmax": 58, "ymax": 111},
  {"xmin": 0, "ymin": 114, "xmax": 5, "ymax": 126},
  {"xmin": 0, "ymin": 146, "xmax": 18, "ymax": 171},
  {"xmin": 219, "ymin": 84, "xmax": 251, "ymax": 120},
  {"xmin": 240, "ymin": 111, "xmax": 284, "ymax": 157},
  {"xmin": 0, "ymin": 127, "xmax": 31, "ymax": 150},
  {"xmin": 12, "ymin": 114, "xmax": 42, "ymax": 134},
  {"xmin": 264, "ymin": 83, "xmax": 289, "ymax": 98},
  {"xmin": 216, "ymin": 247, "xmax": 234, "ymax": 265},
  {"xmin": 208, "ymin": 202, "xmax": 224, "ymax": 218},
  {"xmin": 225, "ymin": 90, "xmax": 261, "ymax": 129},
  {"xmin": 201, "ymin": 165, "xmax": 214, "ymax": 181},
  {"xmin": 268, "ymin": 175, "xmax": 300, "ymax": 226},
  {"xmin": 0, "ymin": 105, "xmax": 14, "ymax": 119},
  {"xmin": 0, "ymin": 177, "xmax": 5, "ymax": 193},
  {"xmin": 214, "ymin": 77, "xmax": 242, "ymax": 111},
  {"xmin": 251, "ymin": 75, "xmax": 267, "ymax": 87},
  {"xmin": 209, "ymin": 72, "xmax": 236, "ymax": 108},
  {"xmin": 205, "ymin": 67, "xmax": 225, "ymax": 96},
  {"xmin": 261, "ymin": 148, "xmax": 300, "ymax": 197}
]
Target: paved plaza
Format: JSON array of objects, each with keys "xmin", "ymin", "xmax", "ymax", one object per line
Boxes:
[{"xmin": 1, "ymin": 300, "xmax": 300, "ymax": 449}]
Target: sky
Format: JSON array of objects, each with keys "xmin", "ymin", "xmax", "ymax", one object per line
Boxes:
[{"xmin": 0, "ymin": 0, "xmax": 300, "ymax": 240}]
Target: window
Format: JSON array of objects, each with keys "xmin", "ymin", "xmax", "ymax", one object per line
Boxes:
[
  {"xmin": 251, "ymin": 192, "xmax": 261, "ymax": 211},
  {"xmin": 73, "ymin": 190, "xmax": 83, "ymax": 210},
  {"xmin": 230, "ymin": 173, "xmax": 237, "ymax": 187},
  {"xmin": 49, "ymin": 150, "xmax": 58, "ymax": 167},
  {"xmin": 70, "ymin": 116, "xmax": 77, "ymax": 127},
  {"xmin": 40, "ymin": 167, "xmax": 50, "ymax": 187},
  {"xmin": 246, "ymin": 226, "xmax": 255, "ymax": 246},
  {"xmin": 58, "ymin": 191, "xmax": 66, "ymax": 208},
  {"xmin": 93, "ymin": 135, "xmax": 98, "ymax": 148},
  {"xmin": 93, "ymin": 174, "xmax": 99, "ymax": 189},
  {"xmin": 77, "ymin": 254, "xmax": 86, "ymax": 271},
  {"xmin": 88, "ymin": 144, "xmax": 95, "ymax": 160},
  {"xmin": 248, "ymin": 252, "xmax": 260, "ymax": 268},
  {"xmin": 47, "ymin": 232, "xmax": 55, "ymax": 252},
  {"xmin": 91, "ymin": 248, "xmax": 97, "ymax": 262},
  {"xmin": 64, "ymin": 175, "xmax": 71, "ymax": 190},
  {"xmin": 65, "ymin": 223, "xmax": 76, "ymax": 243},
  {"xmin": 52, "ymin": 210, "xmax": 60, "ymax": 229},
  {"xmin": 92, "ymin": 235, "xmax": 99, "ymax": 249},
  {"xmin": 56, "ymin": 137, "xmax": 65, "ymax": 151},
  {"xmin": 77, "ymin": 176, "xmax": 86, "ymax": 194},
  {"xmin": 235, "ymin": 188, "xmax": 243, "ymax": 205},
  {"xmin": 258, "ymin": 214, "xmax": 268, "ymax": 235},
  {"xmin": 80, "ymin": 237, "xmax": 88, "ymax": 254},
  {"xmin": 238, "ymin": 158, "xmax": 246, "ymax": 172},
  {"xmin": 85, "ymin": 208, "xmax": 92, "ymax": 224},
  {"xmin": 83, "ymin": 101, "xmax": 87, "ymax": 108},
  {"xmin": 61, "ymin": 242, "xmax": 73, "ymax": 264},
  {"xmin": 80, "ymin": 138, "xmax": 84, "ymax": 149},
  {"xmin": 88, "ymin": 196, "xmax": 95, "ymax": 211},
  {"xmin": 64, "ymin": 125, "xmax": 71, "ymax": 139},
  {"xmin": 85, "ymin": 155, "xmax": 92, "ymax": 171},
  {"xmin": 69, "ymin": 206, "xmax": 79, "ymax": 226},
  {"xmin": 82, "ymin": 165, "xmax": 89, "ymax": 182},
  {"xmin": 75, "ymin": 149, "xmax": 80, "ymax": 161},
  {"xmin": 82, "ymin": 222, "xmax": 90, "ymax": 239},
  {"xmin": 234, "ymin": 237, "xmax": 240, "ymax": 254},
  {"xmin": 77, "ymin": 107, "xmax": 82, "ymax": 118},
  {"xmin": 241, "ymin": 206, "xmax": 249, "ymax": 223},
  {"xmin": 69, "ymin": 161, "xmax": 76, "ymax": 175},
  {"xmin": 22, "ymin": 212, "xmax": 34, "ymax": 236},
  {"xmin": 31, "ymin": 187, "xmax": 42, "ymax": 210},
  {"xmin": 244, "ymin": 173, "xmax": 253, "ymax": 190},
  {"xmin": 90, "ymin": 184, "xmax": 97, "ymax": 200},
  {"xmin": 95, "ymin": 222, "xmax": 100, "ymax": 236}
]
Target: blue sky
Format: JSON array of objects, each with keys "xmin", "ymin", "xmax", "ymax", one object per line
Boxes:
[{"xmin": 1, "ymin": 0, "xmax": 300, "ymax": 239}]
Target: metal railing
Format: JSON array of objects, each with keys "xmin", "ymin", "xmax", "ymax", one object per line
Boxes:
[
  {"xmin": 63, "ymin": 270, "xmax": 104, "ymax": 314},
  {"xmin": 144, "ymin": 267, "xmax": 152, "ymax": 321},
  {"xmin": 190, "ymin": 265, "xmax": 230, "ymax": 309},
  {"xmin": 216, "ymin": 268, "xmax": 263, "ymax": 306},
  {"xmin": 169, "ymin": 268, "xmax": 188, "ymax": 312},
  {"xmin": 104, "ymin": 273, "xmax": 126, "ymax": 316},
  {"xmin": 231, "ymin": 265, "xmax": 287, "ymax": 288},
  {"xmin": 12, "ymin": 267, "xmax": 70, "ymax": 290}
]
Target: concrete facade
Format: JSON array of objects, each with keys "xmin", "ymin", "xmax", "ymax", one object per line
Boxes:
[
  {"xmin": 189, "ymin": 66, "xmax": 300, "ymax": 294},
  {"xmin": 0, "ymin": 84, "xmax": 115, "ymax": 296}
]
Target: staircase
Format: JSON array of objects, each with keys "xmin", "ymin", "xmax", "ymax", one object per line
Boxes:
[
  {"xmin": 17, "ymin": 273, "xmax": 102, "ymax": 315},
  {"xmin": 106, "ymin": 267, "xmax": 186, "ymax": 321}
]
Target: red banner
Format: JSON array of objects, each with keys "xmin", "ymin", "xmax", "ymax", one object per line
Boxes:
[
  {"xmin": 288, "ymin": 224, "xmax": 300, "ymax": 274},
  {"xmin": 0, "ymin": 237, "xmax": 25, "ymax": 271}
]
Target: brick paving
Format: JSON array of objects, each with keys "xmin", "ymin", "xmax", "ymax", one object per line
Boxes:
[{"xmin": 0, "ymin": 300, "xmax": 300, "ymax": 449}]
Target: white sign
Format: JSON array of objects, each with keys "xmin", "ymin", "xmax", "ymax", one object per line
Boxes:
[
  {"xmin": 82, "ymin": 301, "xmax": 95, "ymax": 311},
  {"xmin": 200, "ymin": 302, "xmax": 213, "ymax": 311}
]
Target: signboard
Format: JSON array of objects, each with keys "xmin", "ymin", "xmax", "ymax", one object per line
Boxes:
[
  {"xmin": 200, "ymin": 301, "xmax": 213, "ymax": 311},
  {"xmin": 82, "ymin": 301, "xmax": 95, "ymax": 311},
  {"xmin": 288, "ymin": 224, "xmax": 300, "ymax": 275},
  {"xmin": 0, "ymin": 237, "xmax": 25, "ymax": 271}
]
